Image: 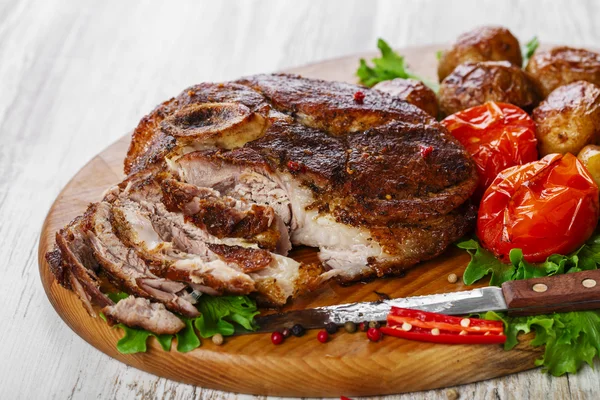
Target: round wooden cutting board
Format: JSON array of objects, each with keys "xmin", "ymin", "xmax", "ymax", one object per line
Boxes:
[{"xmin": 38, "ymin": 45, "xmax": 542, "ymax": 397}]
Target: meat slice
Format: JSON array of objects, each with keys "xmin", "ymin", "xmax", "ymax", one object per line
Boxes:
[
  {"xmin": 50, "ymin": 212, "xmax": 114, "ymax": 316},
  {"xmin": 87, "ymin": 202, "xmax": 199, "ymax": 318},
  {"xmin": 103, "ymin": 296, "xmax": 185, "ymax": 335},
  {"xmin": 161, "ymin": 178, "xmax": 284, "ymax": 253}
]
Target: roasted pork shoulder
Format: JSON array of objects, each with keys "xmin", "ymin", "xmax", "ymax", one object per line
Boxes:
[{"xmin": 47, "ymin": 74, "xmax": 477, "ymax": 334}]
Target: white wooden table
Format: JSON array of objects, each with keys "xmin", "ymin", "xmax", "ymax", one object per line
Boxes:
[{"xmin": 2, "ymin": 0, "xmax": 600, "ymax": 398}]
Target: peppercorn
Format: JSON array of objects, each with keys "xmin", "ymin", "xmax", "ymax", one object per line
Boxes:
[
  {"xmin": 447, "ymin": 273, "xmax": 458, "ymax": 284},
  {"xmin": 420, "ymin": 145, "xmax": 434, "ymax": 158},
  {"xmin": 271, "ymin": 331, "xmax": 284, "ymax": 345},
  {"xmin": 325, "ymin": 322, "xmax": 338, "ymax": 334},
  {"xmin": 317, "ymin": 330, "xmax": 329, "ymax": 343},
  {"xmin": 367, "ymin": 328, "xmax": 382, "ymax": 342},
  {"xmin": 368, "ymin": 321, "xmax": 381, "ymax": 329},
  {"xmin": 291, "ymin": 324, "xmax": 306, "ymax": 337},
  {"xmin": 282, "ymin": 328, "xmax": 291, "ymax": 338},
  {"xmin": 212, "ymin": 333, "xmax": 224, "ymax": 346},
  {"xmin": 359, "ymin": 321, "xmax": 369, "ymax": 332},
  {"xmin": 344, "ymin": 321, "xmax": 357, "ymax": 333},
  {"xmin": 354, "ymin": 91, "xmax": 365, "ymax": 104}
]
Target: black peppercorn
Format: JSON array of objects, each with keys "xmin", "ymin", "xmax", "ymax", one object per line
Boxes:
[
  {"xmin": 291, "ymin": 324, "xmax": 306, "ymax": 337},
  {"xmin": 325, "ymin": 322, "xmax": 338, "ymax": 334},
  {"xmin": 282, "ymin": 328, "xmax": 291, "ymax": 338}
]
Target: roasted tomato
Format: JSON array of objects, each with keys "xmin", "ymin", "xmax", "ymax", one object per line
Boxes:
[
  {"xmin": 478, "ymin": 153, "xmax": 600, "ymax": 262},
  {"xmin": 442, "ymin": 102, "xmax": 538, "ymax": 200}
]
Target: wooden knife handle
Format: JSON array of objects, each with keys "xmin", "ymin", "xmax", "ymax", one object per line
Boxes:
[{"xmin": 501, "ymin": 269, "xmax": 600, "ymax": 316}]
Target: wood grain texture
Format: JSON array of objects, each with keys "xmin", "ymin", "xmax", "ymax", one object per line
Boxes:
[
  {"xmin": 36, "ymin": 44, "xmax": 543, "ymax": 395},
  {"xmin": 5, "ymin": 0, "xmax": 600, "ymax": 398}
]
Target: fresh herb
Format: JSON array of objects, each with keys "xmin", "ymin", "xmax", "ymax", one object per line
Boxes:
[
  {"xmin": 436, "ymin": 50, "xmax": 443, "ymax": 61},
  {"xmin": 357, "ymin": 38, "xmax": 439, "ymax": 91},
  {"xmin": 458, "ymin": 233, "xmax": 600, "ymax": 376},
  {"xmin": 102, "ymin": 293, "xmax": 259, "ymax": 354},
  {"xmin": 522, "ymin": 36, "xmax": 539, "ymax": 67}
]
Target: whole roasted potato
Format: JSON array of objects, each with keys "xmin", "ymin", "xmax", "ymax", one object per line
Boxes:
[
  {"xmin": 439, "ymin": 61, "xmax": 540, "ymax": 116},
  {"xmin": 533, "ymin": 81, "xmax": 600, "ymax": 156},
  {"xmin": 438, "ymin": 26, "xmax": 522, "ymax": 82},
  {"xmin": 526, "ymin": 46, "xmax": 600, "ymax": 97},
  {"xmin": 373, "ymin": 78, "xmax": 439, "ymax": 118},
  {"xmin": 577, "ymin": 145, "xmax": 600, "ymax": 187}
]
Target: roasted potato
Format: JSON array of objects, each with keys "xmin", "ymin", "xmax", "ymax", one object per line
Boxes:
[
  {"xmin": 533, "ymin": 81, "xmax": 600, "ymax": 156},
  {"xmin": 438, "ymin": 61, "xmax": 540, "ymax": 116},
  {"xmin": 373, "ymin": 78, "xmax": 439, "ymax": 118},
  {"xmin": 577, "ymin": 145, "xmax": 600, "ymax": 187},
  {"xmin": 437, "ymin": 26, "xmax": 522, "ymax": 82},
  {"xmin": 526, "ymin": 46, "xmax": 600, "ymax": 97}
]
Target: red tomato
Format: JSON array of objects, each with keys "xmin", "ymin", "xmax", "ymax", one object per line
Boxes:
[
  {"xmin": 442, "ymin": 102, "xmax": 538, "ymax": 200},
  {"xmin": 478, "ymin": 153, "xmax": 599, "ymax": 262}
]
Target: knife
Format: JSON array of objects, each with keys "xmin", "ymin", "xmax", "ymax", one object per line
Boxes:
[{"xmin": 248, "ymin": 268, "xmax": 600, "ymax": 334}]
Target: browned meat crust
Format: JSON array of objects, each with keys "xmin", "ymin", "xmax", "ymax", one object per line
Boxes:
[
  {"xmin": 236, "ymin": 74, "xmax": 435, "ymax": 135},
  {"xmin": 207, "ymin": 244, "xmax": 273, "ymax": 273},
  {"xmin": 125, "ymin": 83, "xmax": 270, "ymax": 175}
]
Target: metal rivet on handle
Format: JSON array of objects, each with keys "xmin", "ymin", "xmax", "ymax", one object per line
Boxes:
[
  {"xmin": 582, "ymin": 279, "xmax": 597, "ymax": 288},
  {"xmin": 532, "ymin": 283, "xmax": 548, "ymax": 293}
]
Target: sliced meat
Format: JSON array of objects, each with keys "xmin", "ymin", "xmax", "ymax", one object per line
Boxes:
[
  {"xmin": 87, "ymin": 202, "xmax": 199, "ymax": 317},
  {"xmin": 166, "ymin": 258, "xmax": 256, "ymax": 295},
  {"xmin": 52, "ymin": 212, "xmax": 114, "ymax": 316},
  {"xmin": 207, "ymin": 243, "xmax": 273, "ymax": 273},
  {"xmin": 161, "ymin": 178, "xmax": 282, "ymax": 252},
  {"xmin": 103, "ymin": 295, "xmax": 185, "ymax": 335}
]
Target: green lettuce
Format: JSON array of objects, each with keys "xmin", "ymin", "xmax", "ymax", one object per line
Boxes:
[
  {"xmin": 356, "ymin": 38, "xmax": 439, "ymax": 91},
  {"xmin": 102, "ymin": 293, "xmax": 259, "ymax": 354},
  {"xmin": 458, "ymin": 234, "xmax": 600, "ymax": 376},
  {"xmin": 194, "ymin": 295, "xmax": 259, "ymax": 338}
]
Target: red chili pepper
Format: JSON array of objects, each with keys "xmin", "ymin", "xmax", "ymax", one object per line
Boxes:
[
  {"xmin": 383, "ymin": 307, "xmax": 506, "ymax": 345},
  {"xmin": 380, "ymin": 326, "xmax": 506, "ymax": 344},
  {"xmin": 354, "ymin": 91, "xmax": 365, "ymax": 104}
]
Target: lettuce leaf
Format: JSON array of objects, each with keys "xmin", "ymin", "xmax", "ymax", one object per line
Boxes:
[
  {"xmin": 456, "ymin": 235, "xmax": 600, "ymax": 286},
  {"xmin": 194, "ymin": 295, "xmax": 259, "ymax": 338},
  {"xmin": 458, "ymin": 234, "xmax": 600, "ymax": 376},
  {"xmin": 115, "ymin": 324, "xmax": 173, "ymax": 354},
  {"xmin": 101, "ymin": 293, "xmax": 258, "ymax": 354},
  {"xmin": 357, "ymin": 38, "xmax": 439, "ymax": 91}
]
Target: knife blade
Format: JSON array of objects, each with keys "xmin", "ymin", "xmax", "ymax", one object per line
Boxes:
[
  {"xmin": 250, "ymin": 287, "xmax": 506, "ymax": 333},
  {"xmin": 244, "ymin": 268, "xmax": 600, "ymax": 334}
]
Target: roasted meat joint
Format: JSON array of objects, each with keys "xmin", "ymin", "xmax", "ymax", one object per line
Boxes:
[{"xmin": 46, "ymin": 74, "xmax": 478, "ymax": 333}]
